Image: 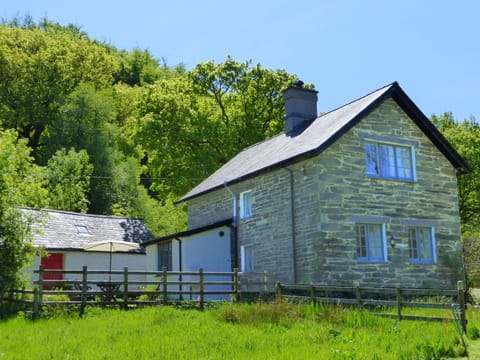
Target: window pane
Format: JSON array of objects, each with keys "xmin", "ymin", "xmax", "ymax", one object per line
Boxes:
[
  {"xmin": 365, "ymin": 141, "xmax": 414, "ymax": 180},
  {"xmin": 408, "ymin": 228, "xmax": 418, "ymax": 259},
  {"xmin": 418, "ymin": 227, "xmax": 433, "ymax": 261},
  {"xmin": 356, "ymin": 223, "xmax": 385, "ymax": 261},
  {"xmin": 367, "ymin": 224, "xmax": 383, "ymax": 260},
  {"xmin": 356, "ymin": 224, "xmax": 367, "ymax": 257},
  {"xmin": 241, "ymin": 191, "xmax": 252, "ymax": 218},
  {"xmin": 378, "ymin": 145, "xmax": 393, "ymax": 177},
  {"xmin": 242, "ymin": 245, "xmax": 254, "ymax": 272},
  {"xmin": 365, "ymin": 143, "xmax": 379, "ymax": 176},
  {"xmin": 395, "ymin": 147, "xmax": 412, "ymax": 179},
  {"xmin": 408, "ymin": 227, "xmax": 434, "ymax": 263},
  {"xmin": 158, "ymin": 242, "xmax": 172, "ymax": 271}
]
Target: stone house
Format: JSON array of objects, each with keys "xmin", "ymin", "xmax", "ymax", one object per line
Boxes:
[{"xmin": 149, "ymin": 81, "xmax": 469, "ymax": 289}]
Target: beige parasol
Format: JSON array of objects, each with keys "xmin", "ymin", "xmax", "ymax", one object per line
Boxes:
[{"xmin": 83, "ymin": 240, "xmax": 140, "ymax": 279}]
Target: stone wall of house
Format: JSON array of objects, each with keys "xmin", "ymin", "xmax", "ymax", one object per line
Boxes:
[
  {"xmin": 290, "ymin": 98, "xmax": 463, "ymax": 288},
  {"xmin": 187, "ymin": 169, "xmax": 294, "ymax": 282},
  {"xmin": 187, "ymin": 97, "xmax": 464, "ymax": 289},
  {"xmin": 187, "ymin": 188, "xmax": 232, "ymax": 230}
]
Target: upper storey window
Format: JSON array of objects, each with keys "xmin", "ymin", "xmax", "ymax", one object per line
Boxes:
[
  {"xmin": 240, "ymin": 190, "xmax": 252, "ymax": 219},
  {"xmin": 365, "ymin": 142, "xmax": 415, "ymax": 181}
]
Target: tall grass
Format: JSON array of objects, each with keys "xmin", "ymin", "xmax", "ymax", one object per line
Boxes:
[{"xmin": 0, "ymin": 300, "xmax": 470, "ymax": 359}]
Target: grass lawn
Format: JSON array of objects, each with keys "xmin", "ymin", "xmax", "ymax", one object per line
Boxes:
[{"xmin": 0, "ymin": 300, "xmax": 476, "ymax": 359}]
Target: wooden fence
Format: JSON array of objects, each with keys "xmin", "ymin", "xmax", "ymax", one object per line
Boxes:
[
  {"xmin": 9, "ymin": 265, "xmax": 467, "ymax": 333},
  {"xmin": 275, "ymin": 281, "xmax": 467, "ymax": 332},
  {"xmin": 12, "ymin": 266, "xmax": 242, "ymax": 318}
]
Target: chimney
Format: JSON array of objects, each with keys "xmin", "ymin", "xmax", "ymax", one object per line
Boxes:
[{"xmin": 283, "ymin": 80, "xmax": 318, "ymax": 135}]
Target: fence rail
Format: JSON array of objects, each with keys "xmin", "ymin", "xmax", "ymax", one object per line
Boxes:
[
  {"xmin": 9, "ymin": 265, "xmax": 467, "ymax": 333},
  {"xmin": 10, "ymin": 265, "xmax": 245, "ymax": 318},
  {"xmin": 275, "ymin": 281, "xmax": 467, "ymax": 332}
]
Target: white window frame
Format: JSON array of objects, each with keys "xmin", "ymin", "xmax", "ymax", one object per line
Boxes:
[
  {"xmin": 355, "ymin": 223, "xmax": 388, "ymax": 263},
  {"xmin": 240, "ymin": 244, "xmax": 254, "ymax": 273},
  {"xmin": 240, "ymin": 190, "xmax": 253, "ymax": 219},
  {"xmin": 408, "ymin": 226, "xmax": 436, "ymax": 264},
  {"xmin": 365, "ymin": 141, "xmax": 416, "ymax": 181}
]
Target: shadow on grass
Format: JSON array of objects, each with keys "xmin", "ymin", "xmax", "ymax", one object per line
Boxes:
[{"xmin": 0, "ymin": 301, "xmax": 25, "ymax": 321}]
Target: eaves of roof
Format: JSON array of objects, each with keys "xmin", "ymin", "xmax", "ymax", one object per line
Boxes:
[
  {"xmin": 143, "ymin": 218, "xmax": 233, "ymax": 246},
  {"xmin": 178, "ymin": 82, "xmax": 470, "ymax": 203}
]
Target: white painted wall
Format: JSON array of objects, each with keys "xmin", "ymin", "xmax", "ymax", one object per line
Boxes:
[
  {"xmin": 145, "ymin": 225, "xmax": 232, "ymax": 299},
  {"xmin": 25, "ymin": 251, "xmax": 146, "ymax": 289},
  {"xmin": 182, "ymin": 226, "xmax": 232, "ymax": 300},
  {"xmin": 181, "ymin": 226, "xmax": 231, "ymax": 272}
]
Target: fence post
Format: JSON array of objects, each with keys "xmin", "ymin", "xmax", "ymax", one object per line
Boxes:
[
  {"xmin": 162, "ymin": 267, "xmax": 168, "ymax": 305},
  {"xmin": 198, "ymin": 268, "xmax": 204, "ymax": 310},
  {"xmin": 80, "ymin": 266, "xmax": 88, "ymax": 317},
  {"xmin": 275, "ymin": 281, "xmax": 282, "ymax": 299},
  {"xmin": 233, "ymin": 268, "xmax": 240, "ymax": 302},
  {"xmin": 396, "ymin": 284, "xmax": 402, "ymax": 321},
  {"xmin": 37, "ymin": 265, "xmax": 44, "ymax": 314},
  {"xmin": 457, "ymin": 280, "xmax": 467, "ymax": 333},
  {"xmin": 32, "ymin": 287, "xmax": 40, "ymax": 319},
  {"xmin": 123, "ymin": 267, "xmax": 129, "ymax": 310},
  {"xmin": 21, "ymin": 287, "xmax": 26, "ymax": 302}
]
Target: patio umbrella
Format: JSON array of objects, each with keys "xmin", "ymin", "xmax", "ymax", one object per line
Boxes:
[{"xmin": 82, "ymin": 240, "xmax": 140, "ymax": 280}]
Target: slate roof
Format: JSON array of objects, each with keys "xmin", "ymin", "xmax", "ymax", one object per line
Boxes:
[
  {"xmin": 179, "ymin": 82, "xmax": 470, "ymax": 203},
  {"xmin": 144, "ymin": 218, "xmax": 233, "ymax": 246},
  {"xmin": 28, "ymin": 209, "xmax": 154, "ymax": 251}
]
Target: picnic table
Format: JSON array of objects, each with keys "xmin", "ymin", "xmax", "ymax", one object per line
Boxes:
[{"xmin": 96, "ymin": 281, "xmax": 121, "ymax": 302}]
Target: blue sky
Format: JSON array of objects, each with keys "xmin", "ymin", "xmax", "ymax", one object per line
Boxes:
[{"xmin": 2, "ymin": 0, "xmax": 479, "ymax": 121}]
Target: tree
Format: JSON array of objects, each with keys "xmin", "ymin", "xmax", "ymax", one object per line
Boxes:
[
  {"xmin": 136, "ymin": 57, "xmax": 299, "ymax": 200},
  {"xmin": 0, "ymin": 128, "xmax": 46, "ymax": 297},
  {"xmin": 112, "ymin": 47, "xmax": 185, "ymax": 86},
  {"xmin": 44, "ymin": 148, "xmax": 93, "ymax": 213},
  {"xmin": 431, "ymin": 113, "xmax": 480, "ymax": 230},
  {"xmin": 0, "ymin": 21, "xmax": 119, "ymax": 158},
  {"xmin": 432, "ymin": 113, "xmax": 480, "ymax": 286},
  {"xmin": 51, "ymin": 83, "xmax": 118, "ymax": 214}
]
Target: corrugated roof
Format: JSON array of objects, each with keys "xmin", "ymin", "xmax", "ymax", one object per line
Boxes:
[
  {"xmin": 28, "ymin": 209, "xmax": 154, "ymax": 251},
  {"xmin": 179, "ymin": 82, "xmax": 470, "ymax": 203}
]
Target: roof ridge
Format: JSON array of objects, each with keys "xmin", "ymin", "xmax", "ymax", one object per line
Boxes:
[
  {"xmin": 180, "ymin": 81, "xmax": 459, "ymax": 203},
  {"xmin": 317, "ymin": 81, "xmax": 398, "ymax": 119},
  {"xmin": 195, "ymin": 82, "xmax": 398, "ymax": 176},
  {"xmin": 25, "ymin": 208, "xmax": 144, "ymax": 221}
]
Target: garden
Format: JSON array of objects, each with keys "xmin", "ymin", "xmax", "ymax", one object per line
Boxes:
[{"xmin": 1, "ymin": 299, "xmax": 478, "ymax": 359}]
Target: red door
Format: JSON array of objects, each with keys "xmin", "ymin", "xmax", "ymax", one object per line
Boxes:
[{"xmin": 41, "ymin": 253, "xmax": 64, "ymax": 289}]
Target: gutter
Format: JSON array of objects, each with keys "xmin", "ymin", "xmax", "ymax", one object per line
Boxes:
[
  {"xmin": 174, "ymin": 237, "xmax": 183, "ymax": 300},
  {"xmin": 283, "ymin": 167, "xmax": 297, "ymax": 283},
  {"xmin": 224, "ymin": 182, "xmax": 238, "ymax": 270}
]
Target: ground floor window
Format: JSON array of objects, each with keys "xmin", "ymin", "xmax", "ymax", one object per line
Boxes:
[
  {"xmin": 355, "ymin": 223, "xmax": 387, "ymax": 262},
  {"xmin": 157, "ymin": 242, "xmax": 172, "ymax": 271},
  {"xmin": 408, "ymin": 227, "xmax": 436, "ymax": 264},
  {"xmin": 241, "ymin": 244, "xmax": 254, "ymax": 272}
]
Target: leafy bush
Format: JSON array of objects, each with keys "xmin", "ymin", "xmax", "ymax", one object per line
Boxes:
[{"xmin": 219, "ymin": 299, "xmax": 302, "ymax": 325}]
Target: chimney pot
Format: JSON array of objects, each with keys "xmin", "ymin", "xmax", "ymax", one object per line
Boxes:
[{"xmin": 294, "ymin": 80, "xmax": 304, "ymax": 88}]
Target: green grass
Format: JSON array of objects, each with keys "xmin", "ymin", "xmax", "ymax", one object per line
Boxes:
[{"xmin": 0, "ymin": 300, "xmax": 472, "ymax": 359}]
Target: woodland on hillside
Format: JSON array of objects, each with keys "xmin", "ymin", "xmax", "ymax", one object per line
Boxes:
[
  {"xmin": 0, "ymin": 18, "xmax": 298, "ymax": 236},
  {"xmin": 0, "ymin": 17, "xmax": 479, "ymax": 291}
]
